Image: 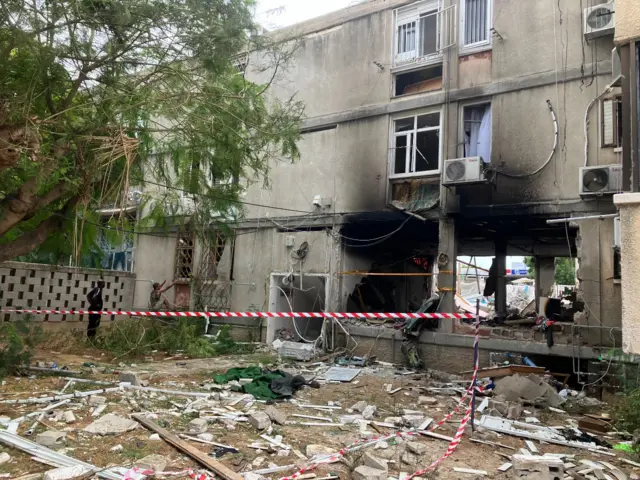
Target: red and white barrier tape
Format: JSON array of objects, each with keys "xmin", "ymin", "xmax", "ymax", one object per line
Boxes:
[
  {"xmin": 280, "ymin": 315, "xmax": 482, "ymax": 480},
  {"xmin": 0, "ymin": 309, "xmax": 475, "ymax": 319}
]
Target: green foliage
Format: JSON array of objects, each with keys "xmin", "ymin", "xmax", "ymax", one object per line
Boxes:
[
  {"xmin": 0, "ymin": 0, "xmax": 303, "ymax": 261},
  {"xmin": 554, "ymin": 257, "xmax": 576, "ymax": 285},
  {"xmin": 96, "ymin": 318, "xmax": 249, "ymax": 358},
  {"xmin": 616, "ymin": 389, "xmax": 640, "ymax": 435},
  {"xmin": 522, "ymin": 257, "xmax": 576, "ymax": 285},
  {"xmin": 0, "ymin": 319, "xmax": 44, "ymax": 379}
]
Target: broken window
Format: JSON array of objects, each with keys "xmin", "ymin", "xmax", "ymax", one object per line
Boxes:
[
  {"xmin": 601, "ymin": 95, "xmax": 623, "ymax": 148},
  {"xmin": 392, "ymin": 112, "xmax": 441, "ymax": 177},
  {"xmin": 394, "ymin": 1, "xmax": 456, "ymax": 67},
  {"xmin": 395, "ymin": 65, "xmax": 443, "ymax": 96},
  {"xmin": 463, "ymin": 103, "xmax": 492, "ymax": 162},
  {"xmin": 174, "ymin": 229, "xmax": 195, "ymax": 282},
  {"xmin": 461, "ymin": 0, "xmax": 491, "ymax": 51}
]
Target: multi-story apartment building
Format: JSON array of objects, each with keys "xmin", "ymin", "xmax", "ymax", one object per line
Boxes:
[{"xmin": 133, "ymin": 0, "xmax": 626, "ymax": 372}]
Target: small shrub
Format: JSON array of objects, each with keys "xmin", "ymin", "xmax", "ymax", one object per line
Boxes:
[
  {"xmin": 615, "ymin": 388, "xmax": 640, "ymax": 434},
  {"xmin": 0, "ymin": 319, "xmax": 44, "ymax": 379}
]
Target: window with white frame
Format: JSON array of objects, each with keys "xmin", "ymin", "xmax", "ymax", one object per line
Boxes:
[
  {"xmin": 394, "ymin": 0, "xmax": 456, "ymax": 67},
  {"xmin": 392, "ymin": 112, "xmax": 441, "ymax": 177},
  {"xmin": 460, "ymin": 0, "xmax": 491, "ymax": 51}
]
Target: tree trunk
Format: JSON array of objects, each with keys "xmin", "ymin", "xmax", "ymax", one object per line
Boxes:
[{"xmin": 0, "ymin": 197, "xmax": 79, "ymax": 262}]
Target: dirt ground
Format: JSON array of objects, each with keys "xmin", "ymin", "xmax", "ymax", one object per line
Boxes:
[{"xmin": 0, "ymin": 349, "xmax": 638, "ymax": 480}]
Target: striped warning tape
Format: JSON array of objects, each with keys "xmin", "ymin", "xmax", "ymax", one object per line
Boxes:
[
  {"xmin": 0, "ymin": 309, "xmax": 475, "ymax": 319},
  {"xmin": 279, "ymin": 314, "xmax": 483, "ymax": 480}
]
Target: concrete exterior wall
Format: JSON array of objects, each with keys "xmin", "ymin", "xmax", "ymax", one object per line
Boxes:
[
  {"xmin": 242, "ymin": 116, "xmax": 391, "ymax": 218},
  {"xmin": 615, "ymin": 0, "xmax": 640, "ymax": 44},
  {"xmin": 229, "ymin": 228, "xmax": 337, "ymax": 312},
  {"xmin": 614, "ymin": 193, "xmax": 640, "ymax": 354},
  {"xmin": 0, "ymin": 261, "xmax": 135, "ymax": 323},
  {"xmin": 133, "ymin": 232, "xmax": 177, "ymax": 309}
]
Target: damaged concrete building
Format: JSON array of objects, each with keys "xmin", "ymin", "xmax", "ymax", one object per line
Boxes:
[
  {"xmin": 129, "ymin": 0, "xmax": 627, "ymax": 375},
  {"xmin": 227, "ymin": 0, "xmax": 625, "ymax": 370}
]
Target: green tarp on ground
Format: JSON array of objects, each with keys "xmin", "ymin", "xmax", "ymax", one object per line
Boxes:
[{"xmin": 213, "ymin": 366, "xmax": 291, "ymax": 401}]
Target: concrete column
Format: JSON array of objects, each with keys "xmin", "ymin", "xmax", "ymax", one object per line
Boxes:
[
  {"xmin": 495, "ymin": 238, "xmax": 507, "ymax": 323},
  {"xmin": 535, "ymin": 257, "xmax": 555, "ymax": 311},
  {"xmin": 614, "ymin": 193, "xmax": 640, "ymax": 353},
  {"xmin": 437, "ymin": 217, "xmax": 457, "ymax": 333}
]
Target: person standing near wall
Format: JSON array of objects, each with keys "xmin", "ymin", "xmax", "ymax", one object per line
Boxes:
[
  {"xmin": 87, "ymin": 279, "xmax": 105, "ymax": 339},
  {"xmin": 149, "ymin": 280, "xmax": 177, "ymax": 310}
]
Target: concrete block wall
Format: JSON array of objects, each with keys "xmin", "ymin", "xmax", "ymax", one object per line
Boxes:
[{"xmin": 0, "ymin": 261, "xmax": 135, "ymax": 323}]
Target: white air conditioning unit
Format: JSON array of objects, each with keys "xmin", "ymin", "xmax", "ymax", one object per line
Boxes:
[
  {"xmin": 442, "ymin": 157, "xmax": 486, "ymax": 185},
  {"xmin": 584, "ymin": 1, "xmax": 615, "ymax": 39},
  {"xmin": 612, "ymin": 47, "xmax": 622, "ymax": 86},
  {"xmin": 579, "ymin": 164, "xmax": 622, "ymax": 195}
]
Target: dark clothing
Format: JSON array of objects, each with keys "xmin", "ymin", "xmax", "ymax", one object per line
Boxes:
[
  {"xmin": 483, "ymin": 259, "xmax": 497, "ymax": 297},
  {"xmin": 87, "ymin": 314, "xmax": 101, "ymax": 339},
  {"xmin": 87, "ymin": 287, "xmax": 103, "ymax": 339}
]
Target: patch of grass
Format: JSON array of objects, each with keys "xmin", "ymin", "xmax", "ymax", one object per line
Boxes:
[
  {"xmin": 119, "ymin": 439, "xmax": 157, "ymax": 461},
  {"xmin": 94, "ymin": 318, "xmax": 236, "ymax": 359},
  {"xmin": 0, "ymin": 319, "xmax": 44, "ymax": 379}
]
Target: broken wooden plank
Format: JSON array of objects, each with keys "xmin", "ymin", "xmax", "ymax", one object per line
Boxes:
[
  {"xmin": 131, "ymin": 414, "xmax": 242, "ymax": 480},
  {"xmin": 452, "ymin": 467, "xmax": 488, "ymax": 475}
]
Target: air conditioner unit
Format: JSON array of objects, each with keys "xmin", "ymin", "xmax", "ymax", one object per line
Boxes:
[
  {"xmin": 442, "ymin": 157, "xmax": 486, "ymax": 185},
  {"xmin": 584, "ymin": 1, "xmax": 615, "ymax": 39},
  {"xmin": 579, "ymin": 164, "xmax": 622, "ymax": 195},
  {"xmin": 612, "ymin": 47, "xmax": 622, "ymax": 86}
]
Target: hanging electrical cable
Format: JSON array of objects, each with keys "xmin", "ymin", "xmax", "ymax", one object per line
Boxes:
[{"xmin": 495, "ymin": 100, "xmax": 558, "ymax": 179}]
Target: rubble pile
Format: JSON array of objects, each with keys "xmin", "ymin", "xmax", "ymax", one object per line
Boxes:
[{"xmin": 0, "ymin": 356, "xmax": 638, "ymax": 480}]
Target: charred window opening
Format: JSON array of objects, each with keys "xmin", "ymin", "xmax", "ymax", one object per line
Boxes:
[
  {"xmin": 395, "ymin": 65, "xmax": 443, "ymax": 96},
  {"xmin": 462, "ymin": 103, "xmax": 492, "ymax": 162}
]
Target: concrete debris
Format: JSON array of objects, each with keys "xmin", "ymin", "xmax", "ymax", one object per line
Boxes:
[
  {"xmin": 406, "ymin": 442, "xmax": 429, "ymax": 455},
  {"xmin": 507, "ymin": 404, "xmax": 523, "ymax": 419},
  {"xmin": 494, "ymin": 374, "xmax": 565, "ymax": 408},
  {"xmin": 43, "ymin": 465, "xmax": 93, "ymax": 480},
  {"xmin": 197, "ymin": 433, "xmax": 214, "ymax": 442},
  {"xmin": 0, "ymin": 452, "xmax": 10, "ymax": 465},
  {"xmin": 264, "ymin": 406, "xmax": 287, "ymax": 425},
  {"xmin": 110, "ymin": 444, "xmax": 123, "ymax": 452},
  {"xmin": 351, "ymin": 401, "xmax": 368, "ymax": 413},
  {"xmin": 401, "ymin": 451, "xmax": 419, "ymax": 466},
  {"xmin": 418, "ymin": 396, "xmax": 437, "ymax": 405},
  {"xmin": 62, "ymin": 411, "xmax": 75, "ymax": 424},
  {"xmin": 135, "ymin": 454, "xmax": 167, "ymax": 472},
  {"xmin": 36, "ymin": 430, "xmax": 66, "ymax": 447},
  {"xmin": 149, "ymin": 433, "xmax": 161, "ymax": 441},
  {"xmin": 488, "ymin": 399, "xmax": 509, "ymax": 416},
  {"xmin": 249, "ymin": 412, "xmax": 271, "ymax": 430},
  {"xmin": 402, "ymin": 414, "xmax": 426, "ymax": 428},
  {"xmin": 306, "ymin": 445, "xmax": 334, "ymax": 457},
  {"xmin": 188, "ymin": 418, "xmax": 208, "ymax": 433},
  {"xmin": 119, "ymin": 371, "xmax": 143, "ymax": 386},
  {"xmin": 83, "ymin": 414, "xmax": 138, "ymax": 435},
  {"xmin": 353, "ymin": 465, "xmax": 386, "ymax": 480},
  {"xmin": 363, "ymin": 452, "xmax": 388, "ymax": 473},
  {"xmin": 88, "ymin": 395, "xmax": 106, "ymax": 406},
  {"xmin": 362, "ymin": 405, "xmax": 377, "ymax": 420},
  {"xmin": 512, "ymin": 454, "xmax": 564, "ymax": 480}
]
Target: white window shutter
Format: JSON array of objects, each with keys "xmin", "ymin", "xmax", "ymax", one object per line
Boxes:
[{"xmin": 602, "ymin": 99, "xmax": 614, "ymax": 146}]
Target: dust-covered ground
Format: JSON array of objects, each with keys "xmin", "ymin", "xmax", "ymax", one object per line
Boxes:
[{"xmin": 0, "ymin": 348, "xmax": 638, "ymax": 480}]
